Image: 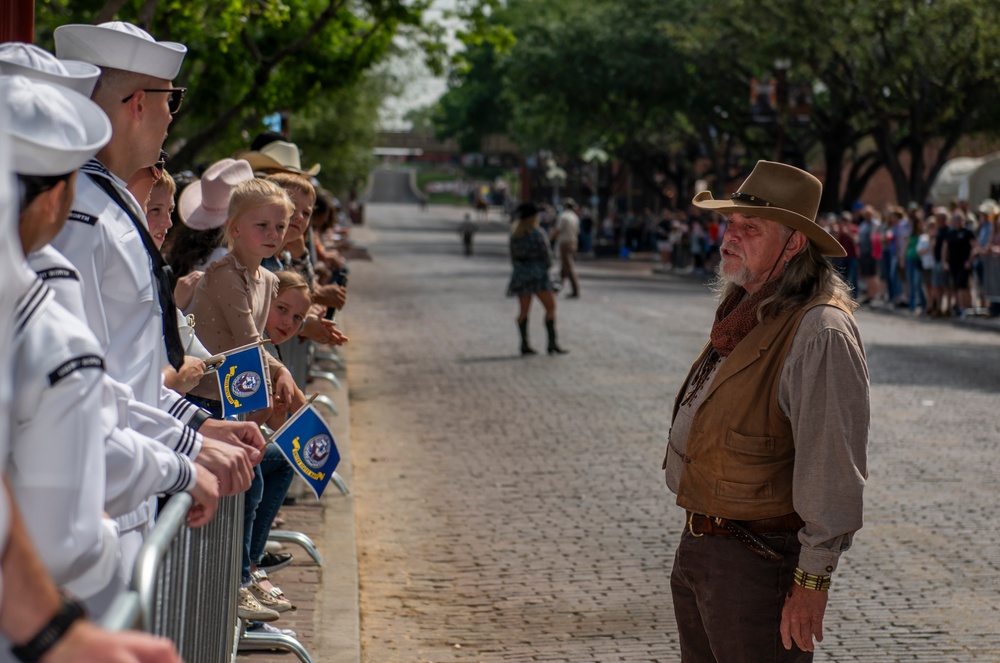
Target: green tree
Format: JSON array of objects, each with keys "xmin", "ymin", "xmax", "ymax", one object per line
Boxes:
[{"xmin": 35, "ymin": 0, "xmax": 436, "ymax": 168}]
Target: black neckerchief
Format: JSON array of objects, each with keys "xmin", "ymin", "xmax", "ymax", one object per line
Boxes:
[{"xmin": 85, "ymin": 168, "xmax": 185, "ymax": 370}]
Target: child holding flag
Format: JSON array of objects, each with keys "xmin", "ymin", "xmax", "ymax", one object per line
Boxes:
[
  {"xmin": 185, "ymin": 178, "xmax": 305, "ymax": 623},
  {"xmin": 185, "ymin": 178, "xmax": 302, "ymax": 415}
]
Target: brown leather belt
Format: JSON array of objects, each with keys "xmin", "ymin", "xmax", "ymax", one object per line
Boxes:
[
  {"xmin": 686, "ymin": 511, "xmax": 804, "ymax": 561},
  {"xmin": 686, "ymin": 511, "xmax": 804, "ymax": 536}
]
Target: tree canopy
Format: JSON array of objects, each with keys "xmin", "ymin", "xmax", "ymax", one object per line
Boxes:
[
  {"xmin": 432, "ymin": 0, "xmax": 1000, "ymax": 209},
  {"xmin": 34, "ymin": 0, "xmax": 440, "ymax": 191}
]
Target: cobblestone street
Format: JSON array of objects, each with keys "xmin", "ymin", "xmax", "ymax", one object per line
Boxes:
[{"xmin": 347, "ymin": 203, "xmax": 1000, "ymax": 663}]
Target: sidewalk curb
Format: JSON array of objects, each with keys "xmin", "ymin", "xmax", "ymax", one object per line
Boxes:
[{"xmin": 314, "ymin": 351, "xmax": 361, "ymax": 663}]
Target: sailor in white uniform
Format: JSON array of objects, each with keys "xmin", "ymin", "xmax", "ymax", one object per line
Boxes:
[
  {"xmin": 46, "ymin": 24, "xmax": 260, "ymax": 573},
  {"xmin": 2, "ymin": 76, "xmax": 224, "ymax": 621}
]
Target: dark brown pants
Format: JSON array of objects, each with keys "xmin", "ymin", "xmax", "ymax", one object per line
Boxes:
[
  {"xmin": 559, "ymin": 242, "xmax": 579, "ymax": 295},
  {"xmin": 670, "ymin": 528, "xmax": 811, "ymax": 663}
]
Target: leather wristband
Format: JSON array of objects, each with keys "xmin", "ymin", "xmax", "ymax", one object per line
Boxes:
[
  {"xmin": 792, "ymin": 567, "xmax": 831, "ymax": 591},
  {"xmin": 11, "ymin": 595, "xmax": 86, "ymax": 662}
]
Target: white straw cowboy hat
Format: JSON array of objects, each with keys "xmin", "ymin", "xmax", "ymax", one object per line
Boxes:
[
  {"xmin": 0, "ymin": 42, "xmax": 101, "ymax": 97},
  {"xmin": 178, "ymin": 158, "xmax": 255, "ymax": 230},
  {"xmin": 2, "ymin": 75, "xmax": 112, "ymax": 176},
  {"xmin": 692, "ymin": 160, "xmax": 846, "ymax": 257},
  {"xmin": 54, "ymin": 21, "xmax": 187, "ymax": 80},
  {"xmin": 239, "ymin": 140, "xmax": 321, "ymax": 176},
  {"xmin": 977, "ymin": 198, "xmax": 1000, "ymax": 216}
]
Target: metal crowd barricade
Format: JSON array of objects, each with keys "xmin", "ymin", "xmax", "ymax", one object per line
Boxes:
[
  {"xmin": 102, "ymin": 493, "xmax": 243, "ymax": 663},
  {"xmin": 981, "ymin": 253, "xmax": 1000, "ymax": 303}
]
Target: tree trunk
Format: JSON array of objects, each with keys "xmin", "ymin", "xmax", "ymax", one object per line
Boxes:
[
  {"xmin": 873, "ymin": 124, "xmax": 909, "ymax": 206},
  {"xmin": 820, "ymin": 139, "xmax": 844, "ymax": 214}
]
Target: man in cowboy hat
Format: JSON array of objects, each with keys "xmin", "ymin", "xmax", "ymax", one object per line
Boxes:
[{"xmin": 662, "ymin": 161, "xmax": 869, "ymax": 661}]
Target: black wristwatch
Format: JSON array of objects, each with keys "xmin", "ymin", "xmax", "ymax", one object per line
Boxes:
[
  {"xmin": 188, "ymin": 408, "xmax": 210, "ymax": 431},
  {"xmin": 11, "ymin": 595, "xmax": 86, "ymax": 663}
]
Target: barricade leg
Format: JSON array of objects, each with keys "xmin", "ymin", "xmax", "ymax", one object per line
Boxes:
[
  {"xmin": 314, "ymin": 347, "xmax": 344, "ymax": 370},
  {"xmin": 267, "ymin": 529, "xmax": 324, "ymax": 566},
  {"xmin": 239, "ymin": 622, "xmax": 317, "ymax": 663},
  {"xmin": 310, "ymin": 393, "xmax": 338, "ymax": 416},
  {"xmin": 309, "ymin": 369, "xmax": 341, "ymax": 390}
]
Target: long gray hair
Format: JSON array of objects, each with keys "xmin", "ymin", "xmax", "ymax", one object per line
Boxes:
[{"xmin": 714, "ymin": 238, "xmax": 858, "ymax": 321}]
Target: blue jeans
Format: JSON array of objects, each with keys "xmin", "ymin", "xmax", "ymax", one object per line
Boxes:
[
  {"xmin": 906, "ymin": 256, "xmax": 927, "ymax": 310},
  {"xmin": 243, "ymin": 444, "xmax": 294, "ymax": 583},
  {"xmin": 881, "ymin": 252, "xmax": 896, "ymax": 301}
]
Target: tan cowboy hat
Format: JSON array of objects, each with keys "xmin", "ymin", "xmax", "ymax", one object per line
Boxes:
[
  {"xmin": 692, "ymin": 160, "xmax": 846, "ymax": 257},
  {"xmin": 238, "ymin": 140, "xmax": 320, "ymax": 176}
]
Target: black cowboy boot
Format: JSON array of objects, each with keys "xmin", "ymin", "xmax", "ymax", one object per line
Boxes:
[
  {"xmin": 518, "ymin": 318, "xmax": 536, "ymax": 355},
  {"xmin": 545, "ymin": 319, "xmax": 568, "ymax": 355}
]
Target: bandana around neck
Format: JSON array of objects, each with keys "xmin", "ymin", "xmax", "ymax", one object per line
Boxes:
[{"xmin": 709, "ymin": 278, "xmax": 782, "ymax": 357}]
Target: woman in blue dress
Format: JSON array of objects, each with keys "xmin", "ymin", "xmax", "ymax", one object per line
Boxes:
[{"xmin": 507, "ymin": 202, "xmax": 568, "ymax": 355}]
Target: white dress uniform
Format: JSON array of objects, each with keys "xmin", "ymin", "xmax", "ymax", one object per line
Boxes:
[
  {"xmin": 9, "ymin": 275, "xmax": 199, "ymax": 607},
  {"xmin": 48, "ymin": 160, "xmax": 209, "ymax": 574},
  {"xmin": 28, "ymin": 245, "xmax": 203, "ymax": 458},
  {"xmin": 49, "ymin": 161, "xmax": 204, "ymax": 420},
  {"xmin": 0, "ymin": 120, "xmax": 32, "ymax": 608}
]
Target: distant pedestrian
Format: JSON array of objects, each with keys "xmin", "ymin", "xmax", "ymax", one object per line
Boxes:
[
  {"xmin": 507, "ymin": 202, "xmax": 568, "ymax": 355},
  {"xmin": 552, "ymin": 198, "xmax": 581, "ymax": 297},
  {"xmin": 458, "ymin": 213, "xmax": 478, "ymax": 257}
]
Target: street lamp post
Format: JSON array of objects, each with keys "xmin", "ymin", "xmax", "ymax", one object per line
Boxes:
[{"xmin": 773, "ymin": 58, "xmax": 791, "ymax": 162}]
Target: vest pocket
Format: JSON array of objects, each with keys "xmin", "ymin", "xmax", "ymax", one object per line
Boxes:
[
  {"xmin": 724, "ymin": 430, "xmax": 775, "ymax": 457},
  {"xmin": 716, "ymin": 479, "xmax": 774, "ymax": 502}
]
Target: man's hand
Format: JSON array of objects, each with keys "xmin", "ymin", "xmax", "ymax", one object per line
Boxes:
[
  {"xmin": 173, "ymin": 270, "xmax": 203, "ymax": 311},
  {"xmin": 780, "ymin": 584, "xmax": 828, "ymax": 653},
  {"xmin": 162, "ymin": 356, "xmax": 205, "ymax": 395},
  {"xmin": 313, "ymin": 283, "xmax": 346, "ymax": 310},
  {"xmin": 41, "ymin": 622, "xmax": 181, "ymax": 663},
  {"xmin": 198, "ymin": 419, "xmax": 266, "ymax": 465},
  {"xmin": 194, "ymin": 438, "xmax": 252, "ymax": 495},
  {"xmin": 300, "ymin": 315, "xmax": 349, "ymax": 346},
  {"xmin": 186, "ymin": 466, "xmax": 220, "ymax": 528}
]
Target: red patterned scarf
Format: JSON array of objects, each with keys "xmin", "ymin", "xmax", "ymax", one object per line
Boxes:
[{"xmin": 709, "ymin": 279, "xmax": 782, "ymax": 357}]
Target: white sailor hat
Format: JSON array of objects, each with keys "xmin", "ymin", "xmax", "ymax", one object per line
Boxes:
[
  {"xmin": 0, "ymin": 42, "xmax": 102, "ymax": 97},
  {"xmin": 54, "ymin": 21, "xmax": 187, "ymax": 81},
  {"xmin": 1, "ymin": 75, "xmax": 113, "ymax": 176}
]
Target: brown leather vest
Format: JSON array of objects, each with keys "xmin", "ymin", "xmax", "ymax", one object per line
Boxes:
[{"xmin": 667, "ymin": 295, "xmax": 847, "ymax": 520}]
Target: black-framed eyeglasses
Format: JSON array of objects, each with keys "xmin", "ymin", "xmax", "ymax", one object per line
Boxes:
[
  {"xmin": 150, "ymin": 150, "xmax": 168, "ymax": 180},
  {"xmin": 121, "ymin": 87, "xmax": 187, "ymax": 115}
]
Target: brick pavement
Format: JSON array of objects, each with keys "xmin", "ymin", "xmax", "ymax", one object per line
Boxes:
[
  {"xmin": 275, "ymin": 203, "xmax": 1000, "ymax": 662},
  {"xmin": 236, "ymin": 374, "xmax": 359, "ymax": 663}
]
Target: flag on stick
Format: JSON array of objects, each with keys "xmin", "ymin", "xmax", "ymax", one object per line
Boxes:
[
  {"xmin": 271, "ymin": 397, "xmax": 340, "ymax": 499},
  {"xmin": 214, "ymin": 340, "xmax": 271, "ymax": 417}
]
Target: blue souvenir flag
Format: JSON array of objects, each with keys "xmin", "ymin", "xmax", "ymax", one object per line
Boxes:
[
  {"xmin": 271, "ymin": 403, "xmax": 340, "ymax": 499},
  {"xmin": 215, "ymin": 342, "xmax": 271, "ymax": 418}
]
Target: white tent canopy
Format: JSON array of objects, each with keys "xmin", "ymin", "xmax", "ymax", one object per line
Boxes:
[{"xmin": 929, "ymin": 152, "xmax": 1000, "ymax": 206}]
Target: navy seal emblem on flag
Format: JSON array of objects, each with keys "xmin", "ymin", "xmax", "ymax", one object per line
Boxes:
[
  {"xmin": 232, "ymin": 370, "xmax": 262, "ymax": 398},
  {"xmin": 272, "ymin": 403, "xmax": 341, "ymax": 498},
  {"xmin": 303, "ymin": 434, "xmax": 332, "ymax": 470},
  {"xmin": 216, "ymin": 343, "xmax": 271, "ymax": 417}
]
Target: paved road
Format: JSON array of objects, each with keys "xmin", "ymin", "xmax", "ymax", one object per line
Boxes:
[
  {"xmin": 347, "ymin": 204, "xmax": 1000, "ymax": 663},
  {"xmin": 364, "ymin": 168, "xmax": 422, "ymax": 204}
]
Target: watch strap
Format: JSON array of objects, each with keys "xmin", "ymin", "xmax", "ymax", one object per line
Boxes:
[{"xmin": 11, "ymin": 596, "xmax": 86, "ymax": 663}]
